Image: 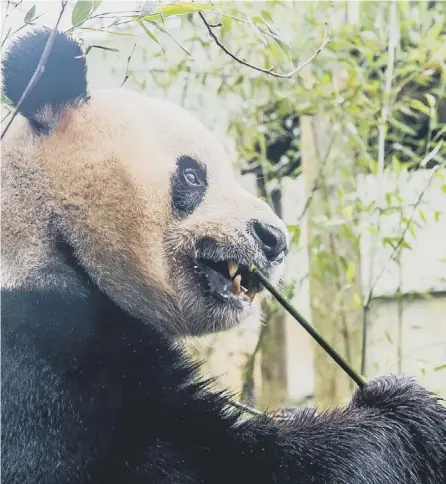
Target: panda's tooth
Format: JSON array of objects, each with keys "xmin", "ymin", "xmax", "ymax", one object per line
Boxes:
[
  {"xmin": 228, "ymin": 262, "xmax": 239, "ymax": 278},
  {"xmin": 232, "ymin": 274, "xmax": 242, "ymax": 295}
]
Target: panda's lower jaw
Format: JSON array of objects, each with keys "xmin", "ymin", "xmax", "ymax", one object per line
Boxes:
[{"xmin": 193, "ymin": 258, "xmax": 261, "ymax": 306}]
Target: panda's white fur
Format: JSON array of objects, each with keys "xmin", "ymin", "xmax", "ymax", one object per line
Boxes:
[{"xmin": 2, "ymin": 28, "xmax": 446, "ymax": 484}]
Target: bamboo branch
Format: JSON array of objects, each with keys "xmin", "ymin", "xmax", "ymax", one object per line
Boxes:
[
  {"xmin": 121, "ymin": 42, "xmax": 137, "ymax": 87},
  {"xmin": 198, "ymin": 12, "xmax": 330, "ymax": 79}
]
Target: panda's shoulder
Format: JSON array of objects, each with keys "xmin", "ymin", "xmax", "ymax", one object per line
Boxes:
[{"xmin": 1, "ymin": 272, "xmax": 189, "ymax": 380}]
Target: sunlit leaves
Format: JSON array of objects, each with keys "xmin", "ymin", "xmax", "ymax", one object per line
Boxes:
[
  {"xmin": 382, "ymin": 236, "xmax": 412, "ymax": 250},
  {"xmin": 142, "ymin": 2, "xmax": 212, "ymax": 22},
  {"xmin": 346, "ymin": 262, "xmax": 355, "ymax": 283},
  {"xmin": 410, "ymin": 98, "xmax": 431, "ymax": 116},
  {"xmin": 287, "ymin": 224, "xmax": 301, "ymax": 246}
]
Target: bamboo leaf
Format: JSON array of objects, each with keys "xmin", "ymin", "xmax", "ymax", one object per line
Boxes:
[
  {"xmin": 388, "ymin": 117, "xmax": 417, "ymax": 136},
  {"xmin": 147, "ymin": 20, "xmax": 191, "ymax": 55},
  {"xmin": 143, "ymin": 2, "xmax": 211, "ymax": 21},
  {"xmin": 72, "ymin": 1, "xmax": 94, "ymax": 26},
  {"xmin": 287, "ymin": 224, "xmax": 301, "ymax": 246},
  {"xmin": 90, "ymin": 44, "xmax": 120, "ymax": 52},
  {"xmin": 137, "ymin": 20, "xmax": 164, "ymax": 52},
  {"xmin": 24, "ymin": 5, "xmax": 36, "ymax": 24},
  {"xmin": 92, "ymin": 0, "xmax": 103, "ymax": 13},
  {"xmin": 346, "ymin": 262, "xmax": 355, "ymax": 283},
  {"xmin": 418, "ymin": 209, "xmax": 426, "ymax": 224},
  {"xmin": 353, "ymin": 293, "xmax": 362, "ymax": 308},
  {"xmin": 400, "ymin": 240, "xmax": 412, "ymax": 250},
  {"xmin": 409, "ymin": 98, "xmax": 430, "ymax": 116}
]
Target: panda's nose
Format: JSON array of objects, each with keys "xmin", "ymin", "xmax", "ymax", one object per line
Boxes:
[{"xmin": 249, "ymin": 221, "xmax": 287, "ymax": 262}]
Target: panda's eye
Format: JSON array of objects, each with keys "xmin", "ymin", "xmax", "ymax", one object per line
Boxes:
[
  {"xmin": 171, "ymin": 156, "xmax": 207, "ymax": 218},
  {"xmin": 183, "ymin": 169, "xmax": 201, "ymax": 187}
]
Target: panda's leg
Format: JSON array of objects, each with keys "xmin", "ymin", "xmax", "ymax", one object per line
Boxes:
[{"xmin": 100, "ymin": 332, "xmax": 446, "ymax": 484}]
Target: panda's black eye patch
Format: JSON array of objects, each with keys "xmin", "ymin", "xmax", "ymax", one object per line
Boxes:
[{"xmin": 171, "ymin": 156, "xmax": 208, "ymax": 218}]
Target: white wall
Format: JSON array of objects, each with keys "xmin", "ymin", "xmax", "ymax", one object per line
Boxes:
[{"xmin": 281, "ymin": 172, "xmax": 446, "ymax": 400}]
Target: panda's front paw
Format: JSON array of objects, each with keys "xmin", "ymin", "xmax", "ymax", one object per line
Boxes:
[
  {"xmin": 350, "ymin": 374, "xmax": 446, "ymax": 478},
  {"xmin": 351, "ymin": 374, "xmax": 446, "ymax": 424}
]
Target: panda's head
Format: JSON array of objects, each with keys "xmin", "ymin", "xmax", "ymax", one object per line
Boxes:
[{"xmin": 2, "ymin": 29, "xmax": 289, "ymax": 336}]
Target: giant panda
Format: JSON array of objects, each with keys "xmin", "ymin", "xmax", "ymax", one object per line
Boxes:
[{"xmin": 1, "ymin": 28, "xmax": 446, "ymax": 484}]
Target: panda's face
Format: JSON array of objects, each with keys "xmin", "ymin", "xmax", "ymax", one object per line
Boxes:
[
  {"xmin": 2, "ymin": 27, "xmax": 288, "ymax": 337},
  {"xmin": 164, "ymin": 147, "xmax": 289, "ymax": 336},
  {"xmin": 44, "ymin": 89, "xmax": 288, "ymax": 334}
]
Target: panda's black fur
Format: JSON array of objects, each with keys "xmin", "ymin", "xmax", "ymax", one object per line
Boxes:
[{"xmin": 2, "ymin": 29, "xmax": 446, "ymax": 484}]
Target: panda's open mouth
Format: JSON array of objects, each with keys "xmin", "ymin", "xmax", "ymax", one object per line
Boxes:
[{"xmin": 192, "ymin": 258, "xmax": 262, "ymax": 305}]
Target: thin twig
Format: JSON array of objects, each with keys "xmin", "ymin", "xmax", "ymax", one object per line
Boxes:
[
  {"xmin": 1, "ymin": 0, "xmax": 68, "ymax": 141},
  {"xmin": 198, "ymin": 12, "xmax": 330, "ymax": 79},
  {"xmin": 65, "ymin": 9, "xmax": 140, "ymax": 34},
  {"xmin": 228, "ymin": 399, "xmax": 301, "ymax": 422},
  {"xmin": 366, "ymin": 160, "xmax": 442, "ymax": 305},
  {"xmin": 1, "ymin": 110, "xmax": 12, "ymax": 123},
  {"xmin": 121, "ymin": 42, "xmax": 137, "ymax": 87},
  {"xmin": 298, "ymin": 179, "xmax": 319, "ymax": 223},
  {"xmin": 1, "ymin": 13, "xmax": 46, "ymax": 47},
  {"xmin": 1, "ymin": 1, "xmax": 12, "ymax": 42},
  {"xmin": 229, "ymin": 400, "xmax": 264, "ymax": 417},
  {"xmin": 1, "ymin": 0, "xmax": 22, "ymax": 44},
  {"xmin": 297, "ymin": 129, "xmax": 335, "ymax": 223}
]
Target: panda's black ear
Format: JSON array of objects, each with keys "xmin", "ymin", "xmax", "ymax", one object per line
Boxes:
[{"xmin": 2, "ymin": 28, "xmax": 88, "ymax": 133}]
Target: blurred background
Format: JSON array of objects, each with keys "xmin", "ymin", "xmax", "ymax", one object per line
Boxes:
[{"xmin": 2, "ymin": 0, "xmax": 445, "ymax": 411}]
